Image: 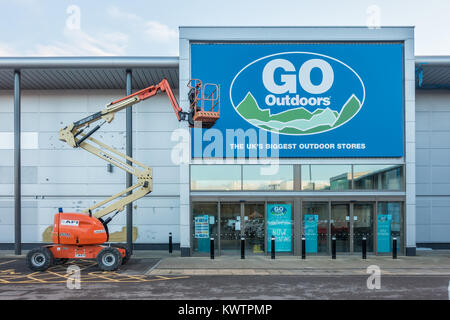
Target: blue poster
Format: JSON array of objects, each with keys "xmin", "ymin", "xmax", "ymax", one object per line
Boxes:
[
  {"xmin": 304, "ymin": 214, "xmax": 318, "ymax": 253},
  {"xmin": 191, "ymin": 43, "xmax": 404, "ymax": 158},
  {"xmin": 267, "ymin": 204, "xmax": 292, "ymax": 252},
  {"xmin": 377, "ymin": 214, "xmax": 392, "ymax": 253},
  {"xmin": 195, "ymin": 215, "xmax": 210, "ymax": 252}
]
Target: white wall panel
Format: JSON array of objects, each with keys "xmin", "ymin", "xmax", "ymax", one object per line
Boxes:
[{"xmin": 0, "ymin": 88, "xmax": 181, "ymax": 243}]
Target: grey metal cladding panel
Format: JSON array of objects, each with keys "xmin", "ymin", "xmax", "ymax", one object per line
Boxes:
[
  {"xmin": 416, "ymin": 224, "xmax": 431, "ymax": 243},
  {"xmin": 0, "ymin": 166, "xmax": 37, "ymax": 184},
  {"xmin": 430, "ymin": 111, "xmax": 450, "ymax": 130},
  {"xmin": 415, "ymin": 132, "xmax": 430, "ymax": 148},
  {"xmin": 416, "ymin": 166, "xmax": 431, "ymax": 184},
  {"xmin": 416, "ymin": 204, "xmax": 431, "ymax": 225},
  {"xmin": 431, "ymin": 166, "xmax": 450, "ymax": 183}
]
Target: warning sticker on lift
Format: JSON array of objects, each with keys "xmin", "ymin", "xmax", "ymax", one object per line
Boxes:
[{"xmin": 61, "ymin": 220, "xmax": 79, "ymax": 227}]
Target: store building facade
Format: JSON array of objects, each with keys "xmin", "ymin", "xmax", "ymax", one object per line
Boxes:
[{"xmin": 1, "ymin": 27, "xmax": 449, "ymax": 256}]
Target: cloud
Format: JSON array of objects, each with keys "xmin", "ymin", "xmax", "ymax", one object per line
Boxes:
[
  {"xmin": 144, "ymin": 21, "xmax": 178, "ymax": 43},
  {"xmin": 0, "ymin": 5, "xmax": 177, "ymax": 57},
  {"xmin": 21, "ymin": 28, "xmax": 128, "ymax": 56},
  {"xmin": 0, "ymin": 43, "xmax": 19, "ymax": 56},
  {"xmin": 107, "ymin": 5, "xmax": 178, "ymax": 43}
]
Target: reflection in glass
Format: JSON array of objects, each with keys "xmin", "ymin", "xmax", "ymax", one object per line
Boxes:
[
  {"xmin": 302, "ymin": 202, "xmax": 329, "ymax": 254},
  {"xmin": 302, "ymin": 165, "xmax": 352, "ymax": 191},
  {"xmin": 243, "ymin": 165, "xmax": 293, "ymax": 190},
  {"xmin": 191, "ymin": 165, "xmax": 241, "ymax": 190},
  {"xmin": 353, "ymin": 203, "xmax": 374, "ymax": 252},
  {"xmin": 192, "ymin": 203, "xmax": 218, "ymax": 254},
  {"xmin": 243, "ymin": 203, "xmax": 265, "ymax": 254},
  {"xmin": 353, "ymin": 165, "xmax": 403, "ymax": 190},
  {"xmin": 220, "ymin": 203, "xmax": 241, "ymax": 254},
  {"xmin": 331, "ymin": 204, "xmax": 350, "ymax": 252}
]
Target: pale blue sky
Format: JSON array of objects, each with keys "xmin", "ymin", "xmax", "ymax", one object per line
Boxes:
[{"xmin": 1, "ymin": 0, "xmax": 449, "ymax": 56}]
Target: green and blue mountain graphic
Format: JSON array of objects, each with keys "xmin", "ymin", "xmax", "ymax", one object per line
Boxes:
[{"xmin": 235, "ymin": 92, "xmax": 361, "ymax": 134}]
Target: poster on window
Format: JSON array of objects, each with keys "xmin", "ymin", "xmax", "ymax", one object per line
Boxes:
[
  {"xmin": 377, "ymin": 214, "xmax": 391, "ymax": 253},
  {"xmin": 267, "ymin": 204, "xmax": 292, "ymax": 252},
  {"xmin": 194, "ymin": 215, "xmax": 209, "ymax": 239},
  {"xmin": 304, "ymin": 214, "xmax": 318, "ymax": 253}
]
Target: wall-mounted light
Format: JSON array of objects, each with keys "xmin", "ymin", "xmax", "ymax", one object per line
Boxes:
[{"xmin": 107, "ymin": 164, "xmax": 113, "ymax": 173}]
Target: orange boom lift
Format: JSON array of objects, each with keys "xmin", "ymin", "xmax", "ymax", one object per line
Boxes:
[{"xmin": 26, "ymin": 79, "xmax": 220, "ymax": 271}]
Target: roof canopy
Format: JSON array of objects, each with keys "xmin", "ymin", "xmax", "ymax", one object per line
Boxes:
[
  {"xmin": 0, "ymin": 57, "xmax": 179, "ymax": 90},
  {"xmin": 415, "ymin": 56, "xmax": 450, "ymax": 89},
  {"xmin": 0, "ymin": 55, "xmax": 449, "ymax": 90}
]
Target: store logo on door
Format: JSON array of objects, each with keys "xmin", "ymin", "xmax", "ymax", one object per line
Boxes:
[
  {"xmin": 230, "ymin": 52, "xmax": 365, "ymax": 135},
  {"xmin": 270, "ymin": 205, "xmax": 288, "ymax": 216}
]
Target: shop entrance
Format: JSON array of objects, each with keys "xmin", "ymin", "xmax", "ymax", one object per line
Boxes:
[
  {"xmin": 192, "ymin": 199, "xmax": 403, "ymax": 256},
  {"xmin": 303, "ymin": 201, "xmax": 375, "ymax": 254},
  {"xmin": 220, "ymin": 202, "xmax": 266, "ymax": 255},
  {"xmin": 192, "ymin": 202, "xmax": 266, "ymax": 255}
]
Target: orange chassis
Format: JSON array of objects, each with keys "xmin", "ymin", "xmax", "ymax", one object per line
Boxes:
[
  {"xmin": 47, "ymin": 244, "xmax": 126, "ymax": 260},
  {"xmin": 48, "ymin": 212, "xmax": 126, "ymax": 260}
]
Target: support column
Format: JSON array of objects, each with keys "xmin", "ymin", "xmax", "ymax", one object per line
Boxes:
[
  {"xmin": 14, "ymin": 70, "xmax": 21, "ymax": 255},
  {"xmin": 125, "ymin": 70, "xmax": 133, "ymax": 253}
]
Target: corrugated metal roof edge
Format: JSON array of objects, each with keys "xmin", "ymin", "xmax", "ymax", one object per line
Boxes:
[
  {"xmin": 0, "ymin": 55, "xmax": 448, "ymax": 69},
  {"xmin": 0, "ymin": 56, "xmax": 179, "ymax": 69},
  {"xmin": 415, "ymin": 56, "xmax": 450, "ymax": 66}
]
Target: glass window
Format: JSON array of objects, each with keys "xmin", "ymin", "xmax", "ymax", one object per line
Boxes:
[
  {"xmin": 267, "ymin": 202, "xmax": 293, "ymax": 254},
  {"xmin": 243, "ymin": 165, "xmax": 293, "ymax": 190},
  {"xmin": 191, "ymin": 165, "xmax": 241, "ymax": 190},
  {"xmin": 353, "ymin": 165, "xmax": 403, "ymax": 190},
  {"xmin": 377, "ymin": 202, "xmax": 403, "ymax": 254},
  {"xmin": 244, "ymin": 203, "xmax": 265, "ymax": 254},
  {"xmin": 301, "ymin": 165, "xmax": 352, "ymax": 191},
  {"xmin": 302, "ymin": 202, "xmax": 329, "ymax": 254}
]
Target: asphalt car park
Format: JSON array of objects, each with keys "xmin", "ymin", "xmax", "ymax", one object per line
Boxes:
[
  {"xmin": 0, "ymin": 257, "xmax": 449, "ymax": 300},
  {"xmin": 0, "ymin": 257, "xmax": 188, "ymax": 285}
]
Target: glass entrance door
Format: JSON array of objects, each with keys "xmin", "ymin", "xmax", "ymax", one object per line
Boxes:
[
  {"xmin": 331, "ymin": 203, "xmax": 350, "ymax": 252},
  {"xmin": 220, "ymin": 203, "xmax": 241, "ymax": 254},
  {"xmin": 302, "ymin": 202, "xmax": 329, "ymax": 254},
  {"xmin": 243, "ymin": 203, "xmax": 265, "ymax": 254},
  {"xmin": 353, "ymin": 203, "xmax": 374, "ymax": 252}
]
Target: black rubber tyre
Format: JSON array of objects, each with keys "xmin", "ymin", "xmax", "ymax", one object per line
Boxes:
[
  {"xmin": 96, "ymin": 247, "xmax": 122, "ymax": 271},
  {"xmin": 26, "ymin": 247, "xmax": 54, "ymax": 271},
  {"xmin": 111, "ymin": 244, "xmax": 131, "ymax": 265},
  {"xmin": 54, "ymin": 258, "xmax": 69, "ymax": 265}
]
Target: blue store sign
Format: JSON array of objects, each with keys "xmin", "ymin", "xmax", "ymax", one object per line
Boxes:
[
  {"xmin": 191, "ymin": 43, "xmax": 404, "ymax": 158},
  {"xmin": 267, "ymin": 204, "xmax": 292, "ymax": 252}
]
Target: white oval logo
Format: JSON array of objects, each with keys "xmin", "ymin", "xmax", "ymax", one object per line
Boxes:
[{"xmin": 230, "ymin": 52, "xmax": 365, "ymax": 135}]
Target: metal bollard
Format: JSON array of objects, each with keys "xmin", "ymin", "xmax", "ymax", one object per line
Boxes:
[
  {"xmin": 169, "ymin": 232, "xmax": 173, "ymax": 254},
  {"xmin": 392, "ymin": 237, "xmax": 397, "ymax": 259},
  {"xmin": 241, "ymin": 237, "xmax": 245, "ymax": 259},
  {"xmin": 271, "ymin": 236, "xmax": 275, "ymax": 259},
  {"xmin": 331, "ymin": 236, "xmax": 336, "ymax": 259},
  {"xmin": 210, "ymin": 237, "xmax": 214, "ymax": 260},
  {"xmin": 301, "ymin": 236, "xmax": 306, "ymax": 260},
  {"xmin": 362, "ymin": 236, "xmax": 367, "ymax": 259}
]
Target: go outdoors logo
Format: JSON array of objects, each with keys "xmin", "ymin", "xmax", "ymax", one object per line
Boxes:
[
  {"xmin": 270, "ymin": 206, "xmax": 287, "ymax": 216},
  {"xmin": 229, "ymin": 52, "xmax": 365, "ymax": 135}
]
